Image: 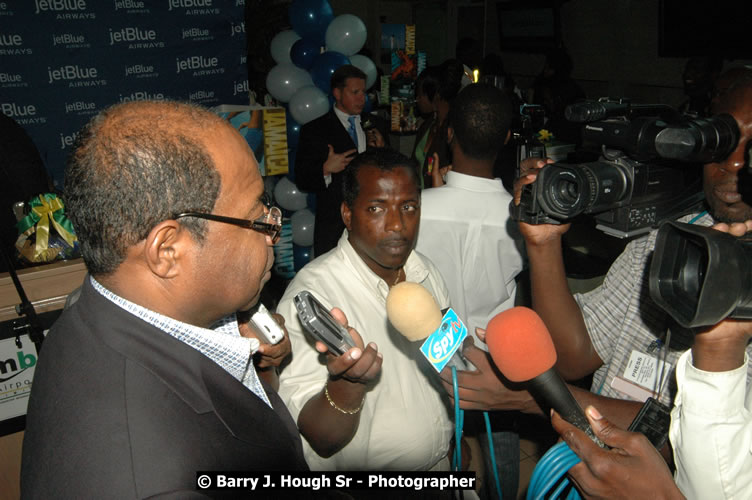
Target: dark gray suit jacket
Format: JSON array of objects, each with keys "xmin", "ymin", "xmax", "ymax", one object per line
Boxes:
[{"xmin": 21, "ymin": 280, "xmax": 307, "ymax": 499}]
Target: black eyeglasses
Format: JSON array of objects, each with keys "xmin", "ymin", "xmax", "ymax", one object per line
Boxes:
[{"xmin": 175, "ymin": 204, "xmax": 282, "ymax": 243}]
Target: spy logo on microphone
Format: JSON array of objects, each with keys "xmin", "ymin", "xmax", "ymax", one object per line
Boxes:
[{"xmin": 420, "ymin": 308, "xmax": 468, "ymax": 373}]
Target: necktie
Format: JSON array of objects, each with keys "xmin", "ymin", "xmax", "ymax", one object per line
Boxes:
[{"xmin": 347, "ymin": 115, "xmax": 359, "ymax": 149}]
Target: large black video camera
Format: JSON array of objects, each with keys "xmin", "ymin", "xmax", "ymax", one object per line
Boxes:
[
  {"xmin": 649, "ymin": 221, "xmax": 752, "ymax": 328},
  {"xmin": 512, "ymin": 98, "xmax": 739, "ymax": 238}
]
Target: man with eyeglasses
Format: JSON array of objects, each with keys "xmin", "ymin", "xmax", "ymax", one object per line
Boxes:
[{"xmin": 21, "ymin": 100, "xmax": 308, "ymax": 498}]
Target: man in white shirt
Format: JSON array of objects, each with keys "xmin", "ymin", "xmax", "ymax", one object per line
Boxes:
[
  {"xmin": 670, "ymin": 271, "xmax": 752, "ymax": 499},
  {"xmin": 416, "ymin": 83, "xmax": 525, "ymax": 500},
  {"xmin": 547, "ymin": 220, "xmax": 752, "ymax": 500},
  {"xmin": 278, "ymin": 148, "xmax": 454, "ymax": 471}
]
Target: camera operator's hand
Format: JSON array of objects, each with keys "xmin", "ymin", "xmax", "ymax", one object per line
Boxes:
[
  {"xmin": 512, "ymin": 157, "xmax": 553, "ymax": 206},
  {"xmin": 691, "ymin": 220, "xmax": 752, "ymax": 372},
  {"xmin": 552, "ymin": 406, "xmax": 685, "ymax": 500},
  {"xmin": 512, "ymin": 157, "xmax": 571, "ymax": 245}
]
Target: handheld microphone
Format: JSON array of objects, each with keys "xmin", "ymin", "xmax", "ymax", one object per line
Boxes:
[
  {"xmin": 386, "ymin": 282, "xmax": 474, "ymax": 372},
  {"xmin": 485, "ymin": 306, "xmax": 604, "ymax": 447}
]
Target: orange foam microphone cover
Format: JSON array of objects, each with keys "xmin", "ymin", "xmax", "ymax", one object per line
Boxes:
[{"xmin": 485, "ymin": 306, "xmax": 558, "ymax": 382}]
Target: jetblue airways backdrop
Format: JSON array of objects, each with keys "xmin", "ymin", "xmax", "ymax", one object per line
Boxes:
[{"xmin": 0, "ymin": 0, "xmax": 249, "ymax": 188}]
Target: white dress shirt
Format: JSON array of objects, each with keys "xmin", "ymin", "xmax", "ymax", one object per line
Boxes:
[
  {"xmin": 416, "ymin": 171, "xmax": 526, "ymax": 344},
  {"xmin": 277, "ymin": 232, "xmax": 454, "ymax": 471},
  {"xmin": 670, "ymin": 349, "xmax": 752, "ymax": 499},
  {"xmin": 333, "ymin": 104, "xmax": 366, "ymax": 153}
]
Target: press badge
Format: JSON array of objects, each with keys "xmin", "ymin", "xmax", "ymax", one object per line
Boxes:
[{"xmin": 610, "ymin": 350, "xmax": 667, "ymax": 402}]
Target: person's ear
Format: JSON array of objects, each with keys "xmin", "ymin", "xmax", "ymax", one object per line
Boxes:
[
  {"xmin": 332, "ymin": 87, "xmax": 342, "ymax": 104},
  {"xmin": 341, "ymin": 201, "xmax": 352, "ymax": 231},
  {"xmin": 447, "ymin": 126, "xmax": 454, "ymax": 144},
  {"xmin": 143, "ymin": 220, "xmax": 190, "ymax": 279},
  {"xmin": 504, "ymin": 130, "xmax": 511, "ymax": 145}
]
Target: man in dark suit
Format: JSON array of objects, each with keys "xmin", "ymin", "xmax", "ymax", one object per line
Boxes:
[
  {"xmin": 295, "ymin": 65, "xmax": 389, "ymax": 257},
  {"xmin": 20, "ymin": 100, "xmax": 308, "ymax": 498}
]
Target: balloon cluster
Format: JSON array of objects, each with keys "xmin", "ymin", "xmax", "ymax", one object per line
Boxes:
[
  {"xmin": 266, "ymin": 0, "xmax": 376, "ymax": 124},
  {"xmin": 264, "ymin": 0, "xmax": 376, "ymax": 278}
]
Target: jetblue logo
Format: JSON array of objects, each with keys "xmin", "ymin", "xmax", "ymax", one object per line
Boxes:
[
  {"xmin": 419, "ymin": 308, "xmax": 468, "ymax": 373},
  {"xmin": 59, "ymin": 131, "xmax": 78, "ymax": 149},
  {"xmin": 52, "ymin": 33, "xmax": 89, "ymax": 48},
  {"xmin": 35, "ymin": 0, "xmax": 96, "ymax": 19},
  {"xmin": 109, "ymin": 27, "xmax": 164, "ymax": 49},
  {"xmin": 0, "ymin": 33, "xmax": 32, "ymax": 55},
  {"xmin": 64, "ymin": 100, "xmax": 96, "ymax": 115},
  {"xmin": 182, "ymin": 27, "xmax": 212, "ymax": 40},
  {"xmin": 168, "ymin": 0, "xmax": 219, "ymax": 15},
  {"xmin": 189, "ymin": 89, "xmax": 215, "ymax": 101},
  {"xmin": 1, "ymin": 103, "xmax": 46, "ymax": 125},
  {"xmin": 0, "ymin": 72, "xmax": 26, "ymax": 88},
  {"xmin": 47, "ymin": 64, "xmax": 107, "ymax": 88},
  {"xmin": 119, "ymin": 91, "xmax": 165, "ymax": 102},
  {"xmin": 233, "ymin": 80, "xmax": 249, "ymax": 96},
  {"xmin": 124, "ymin": 64, "xmax": 157, "ymax": 78},
  {"xmin": 176, "ymin": 55, "xmax": 223, "ymax": 76},
  {"xmin": 2, "ymin": 102, "xmax": 35, "ymax": 118},
  {"xmin": 0, "ymin": 33, "xmax": 21, "ymax": 46},
  {"xmin": 114, "ymin": 0, "xmax": 147, "ymax": 11},
  {"xmin": 230, "ymin": 21, "xmax": 245, "ymax": 37}
]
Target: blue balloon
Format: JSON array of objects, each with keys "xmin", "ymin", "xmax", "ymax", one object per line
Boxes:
[
  {"xmin": 291, "ymin": 37, "xmax": 321, "ymax": 70},
  {"xmin": 293, "ymin": 243, "xmax": 313, "ymax": 271},
  {"xmin": 285, "ymin": 110, "xmax": 301, "ymax": 147},
  {"xmin": 289, "ymin": 0, "xmax": 333, "ymax": 44},
  {"xmin": 310, "ymin": 51, "xmax": 350, "ymax": 95}
]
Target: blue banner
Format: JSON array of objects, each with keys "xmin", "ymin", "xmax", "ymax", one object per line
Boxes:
[{"xmin": 0, "ymin": 0, "xmax": 250, "ymax": 188}]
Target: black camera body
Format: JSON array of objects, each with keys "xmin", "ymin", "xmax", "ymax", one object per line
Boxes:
[
  {"xmin": 515, "ymin": 149, "xmax": 705, "ymax": 238},
  {"xmin": 512, "ymin": 99, "xmax": 739, "ymax": 238}
]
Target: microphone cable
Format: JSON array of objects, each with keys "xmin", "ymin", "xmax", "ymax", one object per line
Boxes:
[
  {"xmin": 526, "ymin": 441, "xmax": 582, "ymax": 500},
  {"xmin": 451, "ymin": 366, "xmax": 504, "ymax": 500}
]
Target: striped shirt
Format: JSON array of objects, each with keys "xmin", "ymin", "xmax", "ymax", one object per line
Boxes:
[{"xmin": 90, "ymin": 276, "xmax": 271, "ymax": 407}]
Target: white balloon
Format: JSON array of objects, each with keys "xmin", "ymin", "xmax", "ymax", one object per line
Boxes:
[
  {"xmin": 273, "ymin": 176, "xmax": 308, "ymax": 211},
  {"xmin": 325, "ymin": 14, "xmax": 367, "ymax": 56},
  {"xmin": 349, "ymin": 54, "xmax": 377, "ymax": 89},
  {"xmin": 270, "ymin": 30, "xmax": 301, "ymax": 64},
  {"xmin": 291, "ymin": 208, "xmax": 315, "ymax": 246},
  {"xmin": 265, "ymin": 63, "xmax": 313, "ymax": 103},
  {"xmin": 288, "ymin": 85, "xmax": 330, "ymax": 124}
]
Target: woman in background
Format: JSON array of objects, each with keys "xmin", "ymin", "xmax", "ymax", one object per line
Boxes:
[{"xmin": 412, "ymin": 59, "xmax": 464, "ymax": 188}]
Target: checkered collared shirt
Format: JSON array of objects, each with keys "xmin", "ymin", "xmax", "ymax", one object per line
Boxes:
[{"xmin": 90, "ymin": 276, "xmax": 271, "ymax": 408}]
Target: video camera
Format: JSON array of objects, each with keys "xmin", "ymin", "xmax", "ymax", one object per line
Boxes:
[
  {"xmin": 512, "ymin": 98, "xmax": 739, "ymax": 238},
  {"xmin": 649, "ymin": 221, "xmax": 752, "ymax": 328}
]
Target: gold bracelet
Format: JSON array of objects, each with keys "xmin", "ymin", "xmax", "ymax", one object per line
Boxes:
[{"xmin": 324, "ymin": 380, "xmax": 365, "ymax": 415}]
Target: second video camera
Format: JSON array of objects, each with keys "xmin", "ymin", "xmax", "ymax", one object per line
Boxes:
[{"xmin": 513, "ymin": 99, "xmax": 739, "ymax": 238}]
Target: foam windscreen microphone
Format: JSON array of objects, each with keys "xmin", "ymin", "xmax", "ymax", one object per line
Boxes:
[
  {"xmin": 486, "ymin": 306, "xmax": 604, "ymax": 446},
  {"xmin": 386, "ymin": 282, "xmax": 473, "ymax": 372}
]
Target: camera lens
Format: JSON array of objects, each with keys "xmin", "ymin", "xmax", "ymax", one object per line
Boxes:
[
  {"xmin": 537, "ymin": 167, "xmax": 590, "ymax": 219},
  {"xmin": 555, "ymin": 178, "xmax": 580, "ymax": 205}
]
